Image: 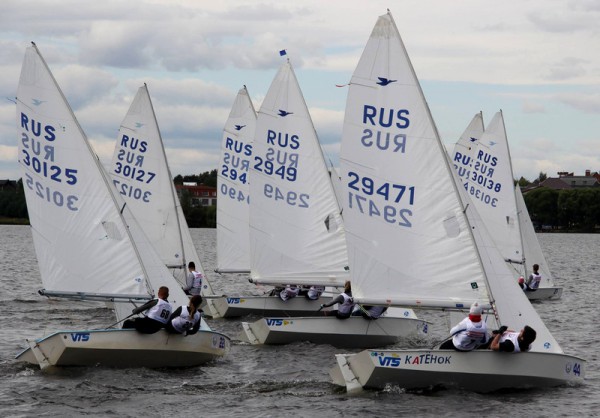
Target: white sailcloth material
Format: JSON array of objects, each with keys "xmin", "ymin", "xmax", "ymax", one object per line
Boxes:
[
  {"xmin": 16, "ymin": 44, "xmax": 193, "ymax": 324},
  {"xmin": 452, "ymin": 111, "xmax": 523, "ymax": 268},
  {"xmin": 108, "ymin": 85, "xmax": 211, "ymax": 294},
  {"xmin": 339, "ymin": 13, "xmax": 488, "ymax": 307},
  {"xmin": 515, "ymin": 186, "xmax": 556, "ymax": 287},
  {"xmin": 216, "ymin": 86, "xmax": 257, "ymax": 272},
  {"xmin": 249, "ymin": 60, "xmax": 348, "ymax": 285},
  {"xmin": 17, "ymin": 45, "xmax": 149, "ymax": 300},
  {"xmin": 339, "ymin": 11, "xmax": 562, "ymax": 354},
  {"xmin": 450, "ymin": 111, "xmax": 484, "ymax": 193}
]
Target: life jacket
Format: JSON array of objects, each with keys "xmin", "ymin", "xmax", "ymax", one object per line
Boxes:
[
  {"xmin": 190, "ymin": 271, "xmax": 203, "ymax": 295},
  {"xmin": 499, "ymin": 331, "xmax": 530, "ymax": 353},
  {"xmin": 452, "ymin": 318, "xmax": 488, "ymax": 351},
  {"xmin": 170, "ymin": 305, "xmax": 201, "ymax": 333},
  {"xmin": 338, "ymin": 292, "xmax": 355, "ymax": 315},
  {"xmin": 280, "ymin": 285, "xmax": 300, "ymax": 301},
  {"xmin": 306, "ymin": 285, "xmax": 325, "ymax": 300},
  {"xmin": 146, "ymin": 298, "xmax": 172, "ymax": 324},
  {"xmin": 528, "ymin": 272, "xmax": 541, "ymax": 290}
]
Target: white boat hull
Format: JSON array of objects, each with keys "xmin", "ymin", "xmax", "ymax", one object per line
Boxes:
[
  {"xmin": 239, "ymin": 313, "xmax": 428, "ymax": 348},
  {"xmin": 209, "ymin": 295, "xmax": 335, "ymax": 318},
  {"xmin": 330, "ymin": 349, "xmax": 585, "ymax": 393},
  {"xmin": 525, "ymin": 287, "xmax": 563, "ymax": 301},
  {"xmin": 16, "ymin": 329, "xmax": 230, "ymax": 370}
]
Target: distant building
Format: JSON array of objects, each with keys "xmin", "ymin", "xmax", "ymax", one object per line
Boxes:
[
  {"xmin": 523, "ymin": 170, "xmax": 600, "ymax": 192},
  {"xmin": 176, "ymin": 183, "xmax": 217, "ymax": 207}
]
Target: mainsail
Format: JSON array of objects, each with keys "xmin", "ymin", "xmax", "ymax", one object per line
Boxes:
[
  {"xmin": 216, "ymin": 86, "xmax": 257, "ymax": 273},
  {"xmin": 108, "ymin": 85, "xmax": 213, "ymax": 294},
  {"xmin": 16, "ymin": 44, "xmax": 190, "ymax": 318},
  {"xmin": 339, "ymin": 13, "xmax": 488, "ymax": 307},
  {"xmin": 452, "ymin": 111, "xmax": 523, "ymax": 268},
  {"xmin": 337, "ymin": 12, "xmax": 561, "ymax": 353},
  {"xmin": 249, "ymin": 60, "xmax": 348, "ymax": 286}
]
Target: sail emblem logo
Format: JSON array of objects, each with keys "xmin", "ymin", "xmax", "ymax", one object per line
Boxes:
[
  {"xmin": 234, "ymin": 124, "xmax": 246, "ymax": 131},
  {"xmin": 376, "ymin": 77, "xmax": 396, "ymax": 86},
  {"xmin": 278, "ymin": 109, "xmax": 293, "ymax": 117},
  {"xmin": 32, "ymin": 98, "xmax": 46, "ymax": 106},
  {"xmin": 544, "ymin": 342, "xmax": 551, "ymax": 349}
]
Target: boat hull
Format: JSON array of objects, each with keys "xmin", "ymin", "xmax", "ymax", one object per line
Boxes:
[
  {"xmin": 16, "ymin": 328, "xmax": 230, "ymax": 370},
  {"xmin": 209, "ymin": 295, "xmax": 335, "ymax": 318},
  {"xmin": 525, "ymin": 287, "xmax": 563, "ymax": 301},
  {"xmin": 239, "ymin": 312, "xmax": 427, "ymax": 348},
  {"xmin": 330, "ymin": 349, "xmax": 585, "ymax": 393}
]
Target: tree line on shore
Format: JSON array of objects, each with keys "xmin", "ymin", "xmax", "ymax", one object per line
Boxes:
[{"xmin": 1, "ymin": 170, "xmax": 599, "ymax": 232}]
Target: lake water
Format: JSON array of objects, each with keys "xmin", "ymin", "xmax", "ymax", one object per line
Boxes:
[{"xmin": 0, "ymin": 226, "xmax": 598, "ymax": 417}]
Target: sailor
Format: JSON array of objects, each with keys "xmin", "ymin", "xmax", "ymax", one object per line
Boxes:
[
  {"xmin": 305, "ymin": 285, "xmax": 325, "ymax": 300},
  {"xmin": 439, "ymin": 302, "xmax": 489, "ymax": 351},
  {"xmin": 490, "ymin": 325, "xmax": 537, "ymax": 353},
  {"xmin": 184, "ymin": 261, "xmax": 204, "ymax": 296},
  {"xmin": 319, "ymin": 281, "xmax": 355, "ymax": 319},
  {"xmin": 525, "ymin": 264, "xmax": 542, "ymax": 291},
  {"xmin": 352, "ymin": 305, "xmax": 388, "ymax": 320},
  {"xmin": 122, "ymin": 286, "xmax": 172, "ymax": 334},
  {"xmin": 279, "ymin": 284, "xmax": 300, "ymax": 301},
  {"xmin": 166, "ymin": 295, "xmax": 203, "ymax": 336}
]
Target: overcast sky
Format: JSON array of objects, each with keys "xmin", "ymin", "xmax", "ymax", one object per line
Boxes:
[{"xmin": 1, "ymin": 0, "xmax": 599, "ymax": 182}]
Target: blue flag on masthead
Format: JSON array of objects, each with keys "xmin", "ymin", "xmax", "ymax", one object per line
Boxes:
[{"xmin": 279, "ymin": 49, "xmax": 287, "ymax": 56}]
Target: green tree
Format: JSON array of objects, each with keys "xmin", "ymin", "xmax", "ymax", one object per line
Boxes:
[{"xmin": 524, "ymin": 188, "xmax": 559, "ymax": 228}]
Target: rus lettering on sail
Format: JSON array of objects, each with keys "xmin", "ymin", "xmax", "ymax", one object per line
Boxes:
[
  {"xmin": 360, "ymin": 105, "xmax": 409, "ymax": 152},
  {"xmin": 19, "ymin": 112, "xmax": 79, "ymax": 211}
]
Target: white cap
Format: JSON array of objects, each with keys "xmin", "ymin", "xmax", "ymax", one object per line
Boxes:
[{"xmin": 469, "ymin": 302, "xmax": 483, "ymax": 315}]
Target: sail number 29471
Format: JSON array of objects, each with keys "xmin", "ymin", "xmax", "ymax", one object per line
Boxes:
[{"xmin": 347, "ymin": 172, "xmax": 414, "ymax": 228}]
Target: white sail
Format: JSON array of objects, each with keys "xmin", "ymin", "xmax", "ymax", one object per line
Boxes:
[
  {"xmin": 338, "ymin": 11, "xmax": 561, "ymax": 352},
  {"xmin": 216, "ymin": 86, "xmax": 257, "ymax": 273},
  {"xmin": 329, "ymin": 12, "xmax": 582, "ymax": 393},
  {"xmin": 17, "ymin": 44, "xmax": 192, "ymax": 316},
  {"xmin": 339, "ymin": 13, "xmax": 487, "ymax": 307},
  {"xmin": 17, "ymin": 45, "xmax": 150, "ymax": 300},
  {"xmin": 450, "ymin": 111, "xmax": 484, "ymax": 193},
  {"xmin": 452, "ymin": 112, "xmax": 560, "ymax": 295},
  {"xmin": 515, "ymin": 185, "xmax": 556, "ymax": 287},
  {"xmin": 249, "ymin": 60, "xmax": 348, "ymax": 286},
  {"xmin": 452, "ymin": 111, "xmax": 523, "ymax": 268},
  {"xmin": 108, "ymin": 85, "xmax": 213, "ymax": 295}
]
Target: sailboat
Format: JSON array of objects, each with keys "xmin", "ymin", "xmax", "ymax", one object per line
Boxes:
[
  {"xmin": 329, "ymin": 12, "xmax": 584, "ymax": 392},
  {"xmin": 215, "ymin": 85, "xmax": 256, "ymax": 275},
  {"xmin": 238, "ymin": 59, "xmax": 426, "ymax": 347},
  {"xmin": 451, "ymin": 111, "xmax": 562, "ymax": 300},
  {"xmin": 108, "ymin": 84, "xmax": 218, "ymax": 319},
  {"xmin": 210, "ymin": 83, "xmax": 338, "ymax": 318},
  {"xmin": 15, "ymin": 43, "xmax": 230, "ymax": 369}
]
